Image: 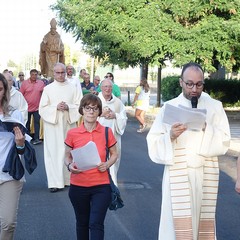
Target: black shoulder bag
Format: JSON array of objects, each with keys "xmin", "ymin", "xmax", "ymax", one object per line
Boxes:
[{"xmin": 105, "ymin": 127, "xmax": 124, "ymax": 211}]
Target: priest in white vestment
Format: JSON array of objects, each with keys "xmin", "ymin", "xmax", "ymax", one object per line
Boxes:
[
  {"xmin": 146, "ymin": 62, "xmax": 230, "ymax": 240},
  {"xmin": 4, "ymin": 72, "xmax": 28, "ymax": 124},
  {"xmin": 98, "ymin": 79, "xmax": 127, "ymax": 186},
  {"xmin": 39, "ymin": 63, "xmax": 81, "ymax": 192}
]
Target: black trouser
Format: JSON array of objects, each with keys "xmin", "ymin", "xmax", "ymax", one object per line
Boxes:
[
  {"xmin": 69, "ymin": 184, "xmax": 111, "ymax": 240},
  {"xmin": 26, "ymin": 111, "xmax": 40, "ymax": 140}
]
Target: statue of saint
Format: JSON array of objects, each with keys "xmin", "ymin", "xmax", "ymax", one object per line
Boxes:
[{"xmin": 39, "ymin": 18, "xmax": 65, "ymax": 79}]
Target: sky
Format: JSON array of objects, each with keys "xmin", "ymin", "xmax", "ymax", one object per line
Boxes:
[{"xmin": 0, "ymin": 0, "xmax": 81, "ymax": 68}]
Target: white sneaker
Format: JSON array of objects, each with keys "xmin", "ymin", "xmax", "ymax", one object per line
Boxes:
[{"xmin": 141, "ymin": 124, "xmax": 147, "ymax": 131}]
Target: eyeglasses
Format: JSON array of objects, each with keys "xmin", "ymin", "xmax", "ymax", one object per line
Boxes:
[
  {"xmin": 181, "ymin": 79, "xmax": 204, "ymax": 89},
  {"xmin": 55, "ymin": 72, "xmax": 66, "ymax": 75},
  {"xmin": 19, "ymin": 75, "xmax": 24, "ymax": 77},
  {"xmin": 84, "ymin": 106, "xmax": 99, "ymax": 112}
]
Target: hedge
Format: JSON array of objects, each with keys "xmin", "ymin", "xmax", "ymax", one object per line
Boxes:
[{"xmin": 161, "ymin": 76, "xmax": 240, "ymax": 107}]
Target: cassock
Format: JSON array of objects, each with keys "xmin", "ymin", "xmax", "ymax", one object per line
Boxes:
[
  {"xmin": 39, "ymin": 80, "xmax": 81, "ymax": 188},
  {"xmin": 9, "ymin": 87, "xmax": 28, "ymax": 125},
  {"xmin": 98, "ymin": 92, "xmax": 127, "ymax": 185},
  {"xmin": 146, "ymin": 92, "xmax": 230, "ymax": 240}
]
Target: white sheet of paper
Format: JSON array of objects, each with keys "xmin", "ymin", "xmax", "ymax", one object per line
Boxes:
[
  {"xmin": 70, "ymin": 141, "xmax": 101, "ymax": 171},
  {"xmin": 163, "ymin": 103, "xmax": 206, "ymax": 131}
]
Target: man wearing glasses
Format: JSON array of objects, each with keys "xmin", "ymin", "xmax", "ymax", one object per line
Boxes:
[
  {"xmin": 16, "ymin": 72, "xmax": 25, "ymax": 89},
  {"xmin": 147, "ymin": 62, "xmax": 230, "ymax": 240},
  {"xmin": 97, "ymin": 72, "xmax": 121, "ymax": 99},
  {"xmin": 39, "ymin": 63, "xmax": 82, "ymax": 193}
]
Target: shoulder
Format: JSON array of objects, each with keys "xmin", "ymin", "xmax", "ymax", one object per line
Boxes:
[
  {"xmin": 36, "ymin": 80, "xmax": 45, "ymax": 87},
  {"xmin": 113, "ymin": 84, "xmax": 121, "ymax": 91},
  {"xmin": 95, "ymin": 122, "xmax": 105, "ymax": 132},
  {"xmin": 21, "ymin": 80, "xmax": 28, "ymax": 86},
  {"xmin": 43, "ymin": 82, "xmax": 53, "ymax": 91},
  {"xmin": 114, "ymin": 97, "xmax": 125, "ymax": 109},
  {"xmin": 10, "ymin": 109, "xmax": 24, "ymax": 124},
  {"xmin": 66, "ymin": 127, "xmax": 80, "ymax": 137},
  {"xmin": 13, "ymin": 89, "xmax": 24, "ymax": 97},
  {"xmin": 135, "ymin": 85, "xmax": 142, "ymax": 92},
  {"xmin": 164, "ymin": 95, "xmax": 181, "ymax": 106},
  {"xmin": 201, "ymin": 93, "xmax": 223, "ymax": 107}
]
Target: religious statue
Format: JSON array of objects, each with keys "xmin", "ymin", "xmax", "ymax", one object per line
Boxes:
[{"xmin": 39, "ymin": 18, "xmax": 65, "ymax": 79}]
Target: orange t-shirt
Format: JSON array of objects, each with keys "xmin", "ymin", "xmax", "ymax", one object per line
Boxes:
[{"xmin": 65, "ymin": 122, "xmax": 117, "ymax": 187}]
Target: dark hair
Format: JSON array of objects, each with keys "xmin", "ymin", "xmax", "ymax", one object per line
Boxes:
[
  {"xmin": 30, "ymin": 69, "xmax": 38, "ymax": 74},
  {"xmin": 0, "ymin": 73, "xmax": 10, "ymax": 116},
  {"xmin": 141, "ymin": 78, "xmax": 150, "ymax": 93},
  {"xmin": 106, "ymin": 72, "xmax": 114, "ymax": 81},
  {"xmin": 79, "ymin": 94, "xmax": 102, "ymax": 116},
  {"xmin": 181, "ymin": 62, "xmax": 204, "ymax": 78}
]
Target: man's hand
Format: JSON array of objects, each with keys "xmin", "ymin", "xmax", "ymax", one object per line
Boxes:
[
  {"xmin": 57, "ymin": 101, "xmax": 69, "ymax": 111},
  {"xmin": 170, "ymin": 123, "xmax": 187, "ymax": 140}
]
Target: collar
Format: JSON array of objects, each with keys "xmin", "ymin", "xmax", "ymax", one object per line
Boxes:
[{"xmin": 78, "ymin": 121, "xmax": 102, "ymax": 133}]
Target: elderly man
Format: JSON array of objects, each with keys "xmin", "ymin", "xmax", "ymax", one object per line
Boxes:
[
  {"xmin": 81, "ymin": 73, "xmax": 95, "ymax": 95},
  {"xmin": 146, "ymin": 62, "xmax": 230, "ymax": 240},
  {"xmin": 4, "ymin": 72, "xmax": 28, "ymax": 124},
  {"xmin": 39, "ymin": 63, "xmax": 81, "ymax": 192},
  {"xmin": 98, "ymin": 79, "xmax": 127, "ymax": 186}
]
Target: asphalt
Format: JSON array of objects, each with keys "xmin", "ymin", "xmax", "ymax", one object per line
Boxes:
[{"xmin": 125, "ymin": 106, "xmax": 240, "ymax": 182}]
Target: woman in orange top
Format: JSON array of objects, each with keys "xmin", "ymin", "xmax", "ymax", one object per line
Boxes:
[{"xmin": 65, "ymin": 94, "xmax": 117, "ymax": 240}]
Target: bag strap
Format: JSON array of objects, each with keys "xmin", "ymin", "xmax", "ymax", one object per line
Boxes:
[
  {"xmin": 105, "ymin": 127, "xmax": 115, "ymax": 186},
  {"xmin": 105, "ymin": 127, "xmax": 109, "ymax": 161}
]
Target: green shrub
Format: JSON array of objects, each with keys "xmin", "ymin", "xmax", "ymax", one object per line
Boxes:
[
  {"xmin": 161, "ymin": 77, "xmax": 240, "ymax": 107},
  {"xmin": 161, "ymin": 76, "xmax": 181, "ymax": 102}
]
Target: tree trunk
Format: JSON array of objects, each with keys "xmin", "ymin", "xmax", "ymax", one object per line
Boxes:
[
  {"xmin": 156, "ymin": 66, "xmax": 162, "ymax": 107},
  {"xmin": 140, "ymin": 63, "xmax": 148, "ymax": 80},
  {"xmin": 209, "ymin": 64, "xmax": 226, "ymax": 80}
]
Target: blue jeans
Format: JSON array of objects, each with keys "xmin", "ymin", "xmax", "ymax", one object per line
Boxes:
[
  {"xmin": 69, "ymin": 184, "xmax": 111, "ymax": 240},
  {"xmin": 26, "ymin": 111, "xmax": 40, "ymax": 140}
]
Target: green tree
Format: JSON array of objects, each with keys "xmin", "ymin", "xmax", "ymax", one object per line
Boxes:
[
  {"xmin": 52, "ymin": 0, "xmax": 240, "ymax": 105},
  {"xmin": 53, "ymin": 0, "xmax": 240, "ymax": 71},
  {"xmin": 7, "ymin": 59, "xmax": 18, "ymax": 68},
  {"xmin": 64, "ymin": 44, "xmax": 81, "ymax": 67}
]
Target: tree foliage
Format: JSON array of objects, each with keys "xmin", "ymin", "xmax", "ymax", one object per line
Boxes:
[
  {"xmin": 7, "ymin": 59, "xmax": 18, "ymax": 68},
  {"xmin": 52, "ymin": 0, "xmax": 240, "ymax": 72}
]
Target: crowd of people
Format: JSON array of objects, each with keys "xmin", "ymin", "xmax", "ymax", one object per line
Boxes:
[
  {"xmin": 0, "ymin": 65, "xmax": 129, "ymax": 239},
  {"xmin": 1, "ymin": 62, "xmax": 238, "ymax": 240}
]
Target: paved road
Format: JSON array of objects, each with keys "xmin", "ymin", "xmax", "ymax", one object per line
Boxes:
[{"xmin": 15, "ymin": 115, "xmax": 240, "ymax": 240}]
